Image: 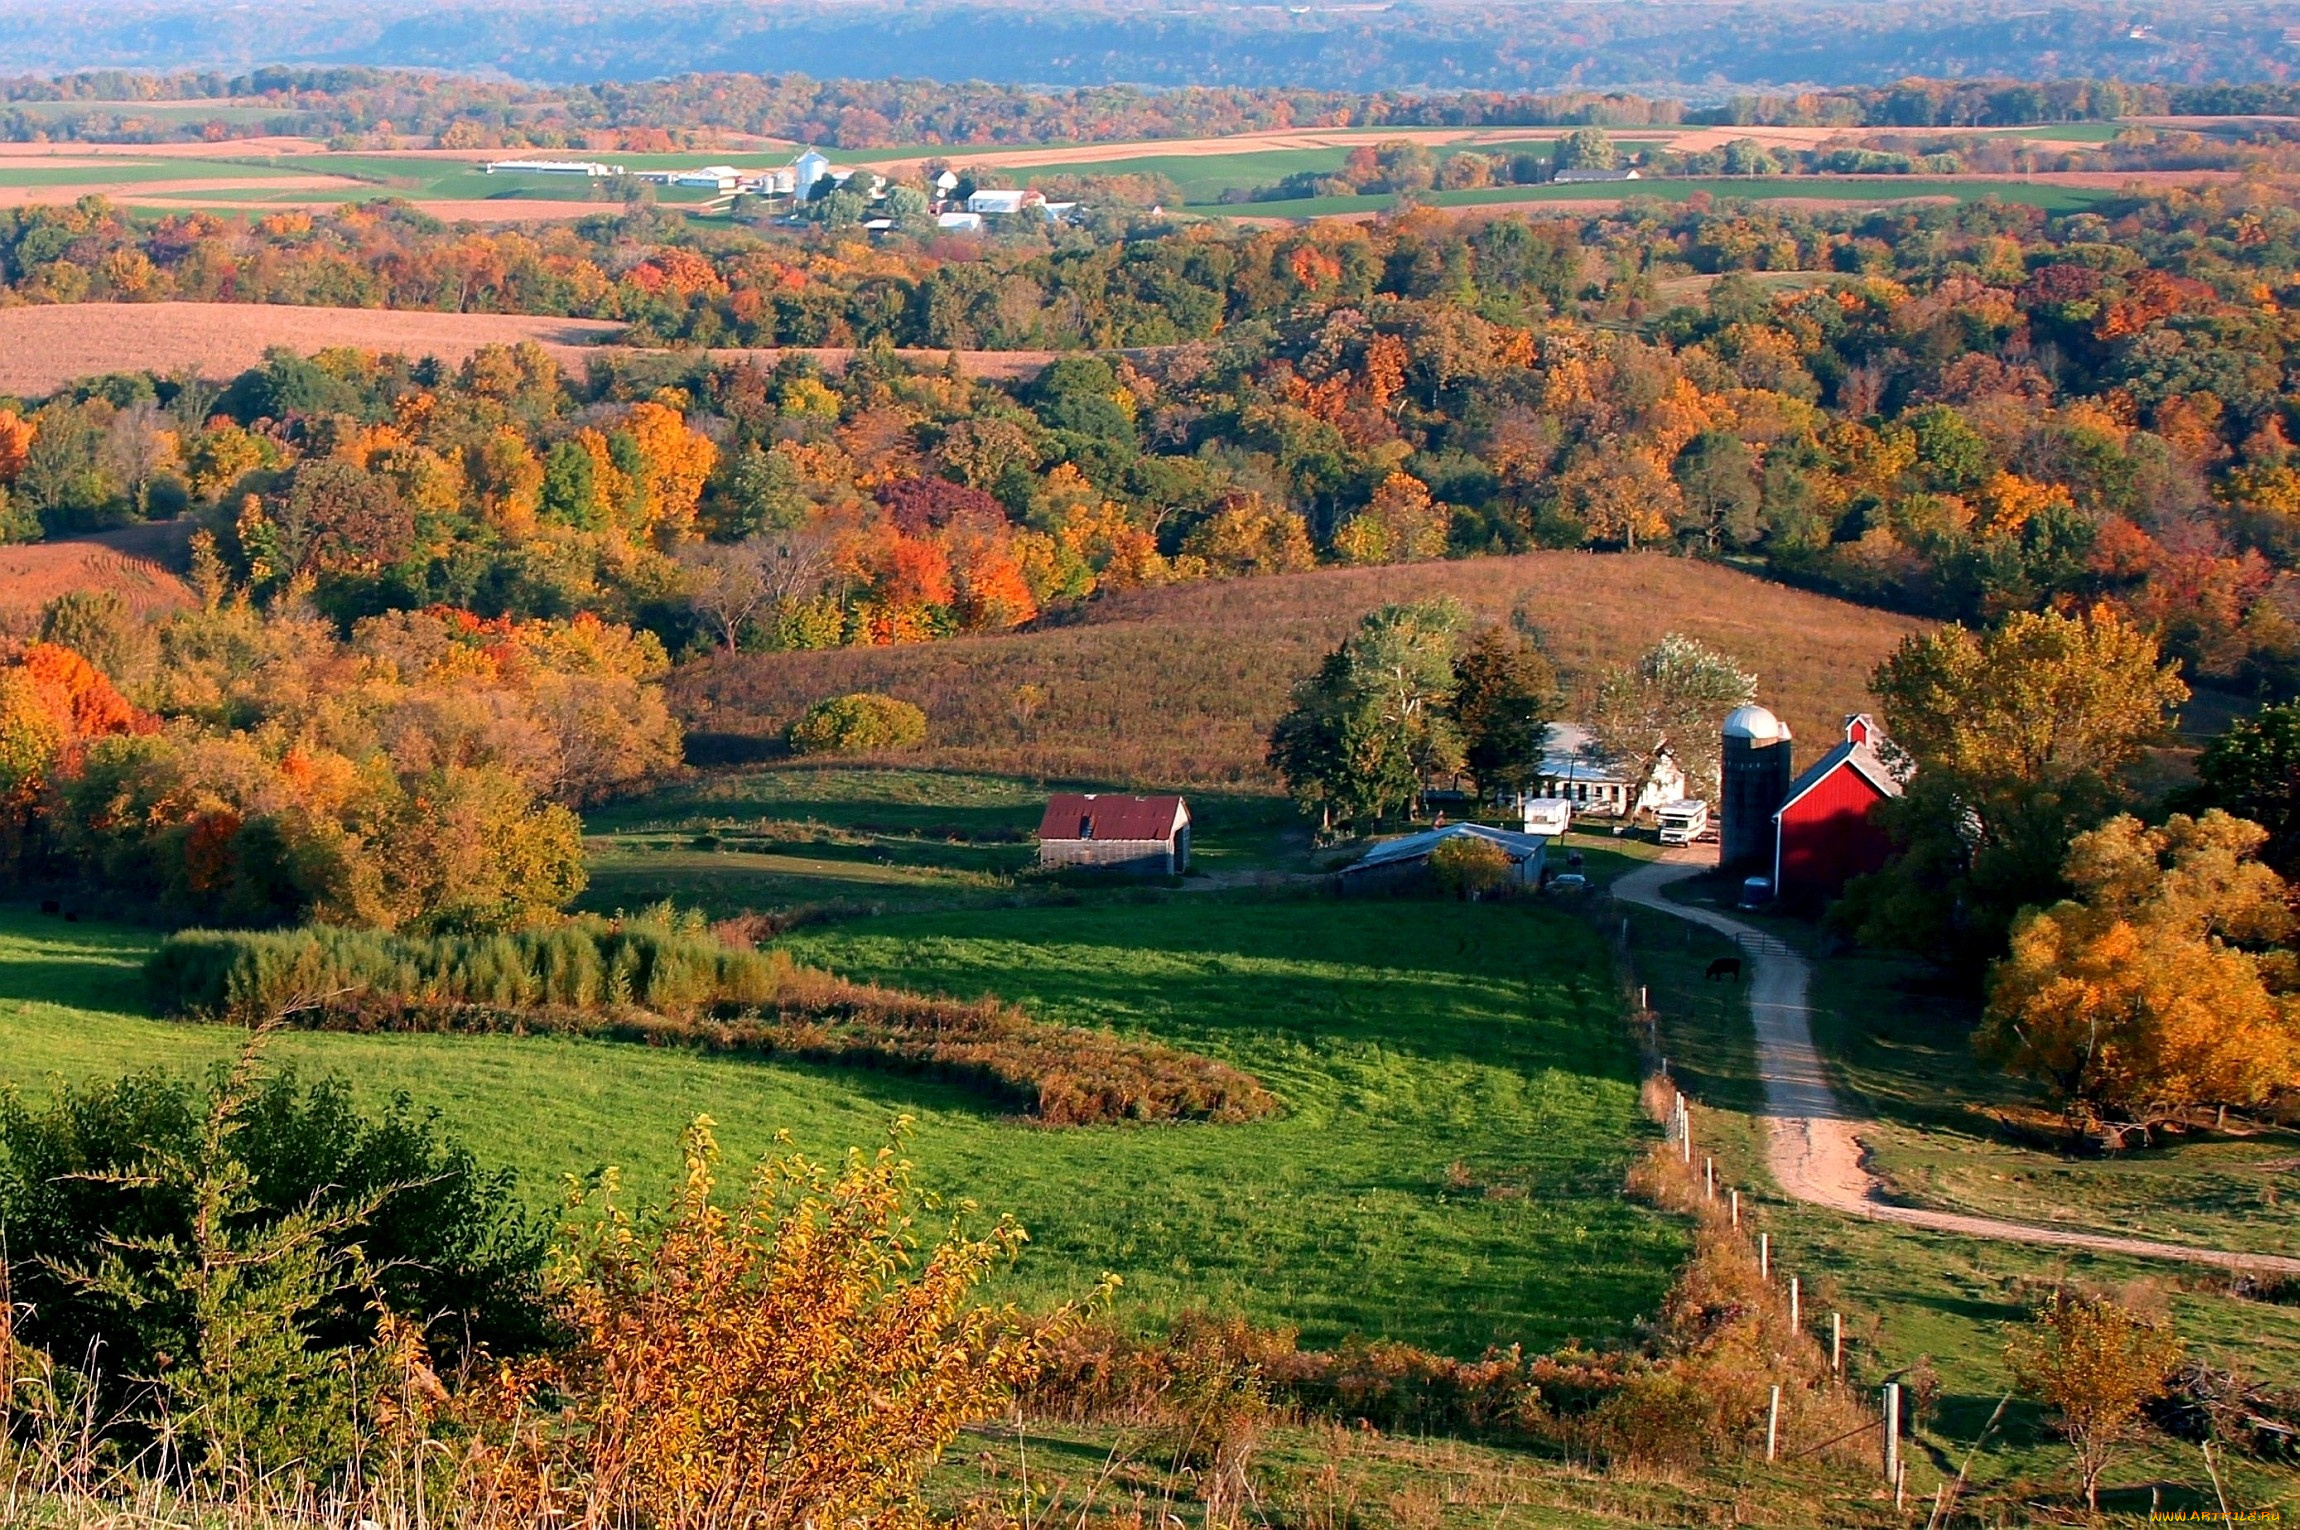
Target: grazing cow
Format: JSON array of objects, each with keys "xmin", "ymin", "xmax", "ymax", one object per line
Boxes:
[
  {"xmin": 1705, "ymin": 956, "xmax": 1742, "ymax": 982},
  {"xmin": 40, "ymin": 899, "xmax": 60, "ymax": 915},
  {"xmin": 63, "ymin": 911, "xmax": 79, "ymax": 923}
]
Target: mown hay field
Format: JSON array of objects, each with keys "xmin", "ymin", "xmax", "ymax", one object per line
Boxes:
[
  {"xmin": 678, "ymin": 553, "xmax": 1929, "ymax": 785},
  {"xmin": 0, "ymin": 302, "xmax": 1118, "ymax": 398},
  {"xmin": 0, "ymin": 889, "xmax": 1679, "ymax": 1355},
  {"xmin": 0, "ymin": 303, "xmax": 628, "ymax": 398},
  {"xmin": 0, "ymin": 523, "xmax": 197, "ymax": 631}
]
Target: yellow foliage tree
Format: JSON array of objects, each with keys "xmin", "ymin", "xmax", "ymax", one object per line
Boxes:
[
  {"xmin": 2005, "ymin": 1290, "xmax": 2183, "ymax": 1515},
  {"xmin": 1557, "ymin": 443, "xmax": 1678, "ymax": 551},
  {"xmin": 1183, "ymin": 493, "xmax": 1318, "ymax": 576},
  {"xmin": 1983, "ymin": 811, "xmax": 2300, "ymax": 1129},
  {"xmin": 466, "ymin": 428, "xmax": 543, "ymax": 535},
  {"xmin": 466, "ymin": 1119, "xmax": 1104, "ymax": 1529},
  {"xmin": 1332, "ymin": 470, "xmax": 1448, "ymax": 565},
  {"xmin": 622, "ymin": 401, "xmax": 719, "ymax": 544},
  {"xmin": 1975, "ymin": 471, "xmax": 2075, "ymax": 539}
]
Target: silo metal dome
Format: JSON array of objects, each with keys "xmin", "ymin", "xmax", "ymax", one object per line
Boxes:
[{"xmin": 1722, "ymin": 704, "xmax": 1789, "ymax": 742}]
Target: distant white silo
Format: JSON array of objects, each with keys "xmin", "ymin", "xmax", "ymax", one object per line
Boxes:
[{"xmin": 1721, "ymin": 704, "xmax": 1793, "ymax": 871}]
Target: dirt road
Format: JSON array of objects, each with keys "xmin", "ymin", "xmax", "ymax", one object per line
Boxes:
[{"xmin": 1612, "ymin": 850, "xmax": 2300, "ymax": 1276}]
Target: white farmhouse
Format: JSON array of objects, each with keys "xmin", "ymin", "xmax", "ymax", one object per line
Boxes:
[{"xmin": 1536, "ymin": 724, "xmax": 1685, "ymax": 818}]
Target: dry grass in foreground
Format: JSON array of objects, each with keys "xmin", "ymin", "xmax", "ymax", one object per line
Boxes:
[{"xmin": 677, "ymin": 553, "xmax": 1929, "ymax": 785}]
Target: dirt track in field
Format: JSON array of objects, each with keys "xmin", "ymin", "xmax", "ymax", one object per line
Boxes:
[{"xmin": 1614, "ymin": 853, "xmax": 2300, "ymax": 1276}]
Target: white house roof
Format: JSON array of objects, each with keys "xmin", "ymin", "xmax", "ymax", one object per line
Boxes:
[
  {"xmin": 967, "ymin": 189, "xmax": 1029, "ymax": 214},
  {"xmin": 1348, "ymin": 822, "xmax": 1549, "ymax": 873},
  {"xmin": 1540, "ymin": 724, "xmax": 1636, "ymax": 784},
  {"xmin": 935, "ymin": 211, "xmax": 985, "ymax": 231}
]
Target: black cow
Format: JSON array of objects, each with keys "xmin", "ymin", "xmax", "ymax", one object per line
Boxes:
[{"xmin": 1705, "ymin": 956, "xmax": 1742, "ymax": 983}]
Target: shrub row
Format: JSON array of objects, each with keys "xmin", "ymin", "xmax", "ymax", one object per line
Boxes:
[
  {"xmin": 148, "ymin": 918, "xmax": 791, "ymax": 1022},
  {"xmin": 149, "ymin": 927, "xmax": 1279, "ymax": 1128}
]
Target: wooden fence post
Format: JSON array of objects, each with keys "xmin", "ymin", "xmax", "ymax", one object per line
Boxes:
[
  {"xmin": 1730, "ymin": 1188, "xmax": 1739, "ymax": 1228},
  {"xmin": 1766, "ymin": 1385, "xmax": 1781, "ymax": 1463},
  {"xmin": 1883, "ymin": 1382, "xmax": 1901, "ymax": 1488},
  {"xmin": 1704, "ymin": 1155, "xmax": 1715, "ymax": 1201},
  {"xmin": 1759, "ymin": 1232, "xmax": 1770, "ymax": 1281},
  {"xmin": 1832, "ymin": 1311, "xmax": 1842, "ymax": 1375},
  {"xmin": 1789, "ymin": 1275, "xmax": 1800, "ymax": 1333}
]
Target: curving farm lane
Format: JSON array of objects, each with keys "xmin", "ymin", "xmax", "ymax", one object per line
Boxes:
[{"xmin": 1612, "ymin": 850, "xmax": 2300, "ymax": 1277}]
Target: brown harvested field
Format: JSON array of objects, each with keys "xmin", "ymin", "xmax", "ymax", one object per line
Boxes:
[
  {"xmin": 0, "ymin": 175, "xmax": 372, "ymax": 209},
  {"xmin": 0, "ymin": 523, "xmax": 197, "ymax": 632},
  {"xmin": 0, "ymin": 303, "xmax": 626, "ymax": 395},
  {"xmin": 675, "ymin": 552, "xmax": 1927, "ymax": 787},
  {"xmin": 120, "ymin": 195, "xmax": 613, "ymax": 222},
  {"xmin": 0, "ymin": 302, "xmax": 1136, "ymax": 395}
]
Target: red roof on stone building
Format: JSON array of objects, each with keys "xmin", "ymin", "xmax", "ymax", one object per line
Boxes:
[{"xmin": 1037, "ymin": 793, "xmax": 1189, "ymax": 843}]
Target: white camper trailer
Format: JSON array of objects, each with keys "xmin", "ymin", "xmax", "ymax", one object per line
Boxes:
[{"xmin": 1655, "ymin": 799, "xmax": 1711, "ymax": 846}]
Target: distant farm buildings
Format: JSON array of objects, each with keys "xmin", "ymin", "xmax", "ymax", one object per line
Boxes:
[
  {"xmin": 1551, "ymin": 167, "xmax": 1643, "ymax": 184},
  {"xmin": 1037, "ymin": 793, "xmax": 1192, "ymax": 875},
  {"xmin": 482, "ymin": 158, "xmax": 624, "ymax": 178},
  {"xmin": 482, "ymin": 146, "xmax": 1080, "ymax": 230}
]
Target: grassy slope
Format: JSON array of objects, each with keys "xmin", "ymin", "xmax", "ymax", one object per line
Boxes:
[
  {"xmin": 1605, "ymin": 866, "xmax": 2300, "ymax": 1518},
  {"xmin": 579, "ymin": 766, "xmax": 1304, "ymax": 919},
  {"xmin": 676, "ymin": 552, "xmax": 1927, "ymax": 788},
  {"xmin": 0, "ymin": 886, "xmax": 1680, "ymax": 1357}
]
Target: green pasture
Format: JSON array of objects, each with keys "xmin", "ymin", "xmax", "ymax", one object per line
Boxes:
[
  {"xmin": 580, "ymin": 765, "xmax": 1305, "ymax": 918},
  {"xmin": 0, "ymin": 761, "xmax": 1680, "ymax": 1355},
  {"xmin": 1616, "ymin": 879, "xmax": 2300, "ymax": 1518},
  {"xmin": 1014, "ymin": 148, "xmax": 1352, "ymax": 204},
  {"xmin": 1976, "ymin": 120, "xmax": 2129, "ymax": 142},
  {"xmin": 1221, "ymin": 175, "xmax": 2126, "ymax": 220}
]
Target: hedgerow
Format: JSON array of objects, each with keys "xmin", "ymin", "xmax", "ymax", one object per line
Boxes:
[{"xmin": 147, "ymin": 918, "xmax": 1279, "ymax": 1128}]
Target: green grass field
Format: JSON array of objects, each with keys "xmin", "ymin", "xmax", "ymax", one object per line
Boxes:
[
  {"xmin": 0, "ymin": 776, "xmax": 1682, "ymax": 1356},
  {"xmin": 579, "ymin": 766, "xmax": 1307, "ymax": 918}
]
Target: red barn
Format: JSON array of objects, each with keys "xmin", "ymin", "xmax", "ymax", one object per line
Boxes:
[
  {"xmin": 1771, "ymin": 714, "xmax": 1903, "ymax": 899},
  {"xmin": 1037, "ymin": 793, "xmax": 1191, "ymax": 875}
]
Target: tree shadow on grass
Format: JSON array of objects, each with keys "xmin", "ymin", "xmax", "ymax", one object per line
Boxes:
[
  {"xmin": 0, "ymin": 907, "xmax": 154, "ymax": 1018},
  {"xmin": 798, "ymin": 895, "xmax": 1636, "ymax": 1079}
]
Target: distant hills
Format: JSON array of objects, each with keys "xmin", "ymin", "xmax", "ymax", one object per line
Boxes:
[{"xmin": 13, "ymin": 0, "xmax": 2300, "ymax": 92}]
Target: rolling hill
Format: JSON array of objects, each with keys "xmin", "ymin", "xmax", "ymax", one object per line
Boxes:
[{"xmin": 676, "ymin": 552, "xmax": 1929, "ymax": 785}]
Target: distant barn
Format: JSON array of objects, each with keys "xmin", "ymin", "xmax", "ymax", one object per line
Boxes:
[{"xmin": 1037, "ymin": 793, "xmax": 1192, "ymax": 875}]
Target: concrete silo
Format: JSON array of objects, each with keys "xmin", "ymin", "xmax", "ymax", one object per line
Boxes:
[{"xmin": 1720, "ymin": 704, "xmax": 1793, "ymax": 872}]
